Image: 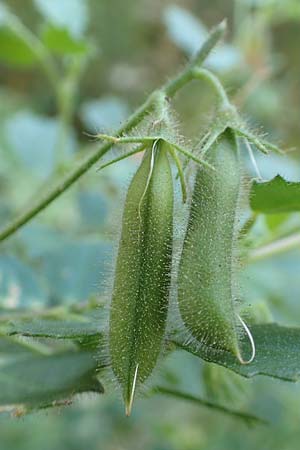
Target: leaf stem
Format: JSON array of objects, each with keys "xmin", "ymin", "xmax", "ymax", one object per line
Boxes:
[
  {"xmin": 192, "ymin": 67, "xmax": 231, "ymax": 107},
  {"xmin": 0, "ymin": 21, "xmax": 226, "ymax": 242},
  {"xmin": 248, "ymin": 232, "xmax": 300, "ymax": 262},
  {"xmin": 155, "ymin": 386, "xmax": 267, "ymax": 426}
]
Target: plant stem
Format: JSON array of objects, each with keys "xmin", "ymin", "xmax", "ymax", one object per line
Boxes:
[
  {"xmin": 155, "ymin": 386, "xmax": 266, "ymax": 426},
  {"xmin": 0, "ymin": 21, "xmax": 226, "ymax": 243},
  {"xmin": 192, "ymin": 68, "xmax": 231, "ymax": 107},
  {"xmin": 249, "ymin": 232, "xmax": 300, "ymax": 262},
  {"xmin": 163, "ymin": 20, "xmax": 226, "ymax": 97}
]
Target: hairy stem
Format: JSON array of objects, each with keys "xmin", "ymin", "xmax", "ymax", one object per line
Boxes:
[
  {"xmin": 0, "ymin": 21, "xmax": 226, "ymax": 243},
  {"xmin": 192, "ymin": 67, "xmax": 231, "ymax": 107}
]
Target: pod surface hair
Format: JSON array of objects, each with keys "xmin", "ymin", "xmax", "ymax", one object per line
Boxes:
[{"xmin": 178, "ymin": 128, "xmax": 254, "ymax": 364}]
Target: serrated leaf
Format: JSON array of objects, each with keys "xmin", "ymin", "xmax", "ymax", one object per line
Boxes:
[
  {"xmin": 251, "ymin": 175, "xmax": 300, "ymax": 214},
  {"xmin": 173, "ymin": 323, "xmax": 300, "ymax": 382},
  {"xmin": 0, "ymin": 351, "xmax": 103, "ymax": 408}
]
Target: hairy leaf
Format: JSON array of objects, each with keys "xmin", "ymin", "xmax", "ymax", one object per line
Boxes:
[
  {"xmin": 0, "ymin": 351, "xmax": 103, "ymax": 408},
  {"xmin": 173, "ymin": 323, "xmax": 300, "ymax": 381},
  {"xmin": 5, "ymin": 318, "xmax": 101, "ymax": 339}
]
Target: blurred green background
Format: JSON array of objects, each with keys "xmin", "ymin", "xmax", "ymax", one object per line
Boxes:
[{"xmin": 0, "ymin": 0, "xmax": 300, "ymax": 449}]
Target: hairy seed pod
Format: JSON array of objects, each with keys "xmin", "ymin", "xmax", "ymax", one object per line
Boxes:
[
  {"xmin": 109, "ymin": 140, "xmax": 173, "ymax": 415},
  {"xmin": 178, "ymin": 129, "xmax": 242, "ymax": 359}
]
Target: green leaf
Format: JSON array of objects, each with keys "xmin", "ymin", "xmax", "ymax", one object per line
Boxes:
[
  {"xmin": 42, "ymin": 25, "xmax": 89, "ymax": 55},
  {"xmin": 5, "ymin": 317, "xmax": 101, "ymax": 339},
  {"xmin": 0, "ymin": 27, "xmax": 36, "ymax": 66},
  {"xmin": 0, "ymin": 315, "xmax": 104, "ymax": 350},
  {"xmin": 155, "ymin": 386, "xmax": 266, "ymax": 426},
  {"xmin": 251, "ymin": 175, "xmax": 300, "ymax": 214},
  {"xmin": 173, "ymin": 323, "xmax": 300, "ymax": 382},
  {"xmin": 0, "ymin": 336, "xmax": 39, "ymax": 356},
  {"xmin": 265, "ymin": 213, "xmax": 290, "ymax": 231},
  {"xmin": 0, "ymin": 351, "xmax": 103, "ymax": 408}
]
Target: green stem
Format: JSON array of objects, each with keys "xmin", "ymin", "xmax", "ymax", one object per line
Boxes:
[
  {"xmin": 192, "ymin": 68, "xmax": 231, "ymax": 107},
  {"xmin": 155, "ymin": 386, "xmax": 266, "ymax": 426},
  {"xmin": 0, "ymin": 21, "xmax": 226, "ymax": 243},
  {"xmin": 164, "ymin": 20, "xmax": 227, "ymax": 97},
  {"xmin": 249, "ymin": 232, "xmax": 300, "ymax": 262}
]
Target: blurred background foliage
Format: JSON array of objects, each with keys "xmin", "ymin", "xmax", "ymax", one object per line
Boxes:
[{"xmin": 0, "ymin": 0, "xmax": 300, "ymax": 449}]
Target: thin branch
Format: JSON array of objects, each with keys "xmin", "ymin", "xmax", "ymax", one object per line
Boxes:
[
  {"xmin": 0, "ymin": 21, "xmax": 226, "ymax": 243},
  {"xmin": 249, "ymin": 232, "xmax": 300, "ymax": 262},
  {"xmin": 155, "ymin": 386, "xmax": 267, "ymax": 426},
  {"xmin": 192, "ymin": 67, "xmax": 231, "ymax": 106},
  {"xmin": 164, "ymin": 20, "xmax": 227, "ymax": 97}
]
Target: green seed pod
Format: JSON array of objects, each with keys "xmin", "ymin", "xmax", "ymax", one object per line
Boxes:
[
  {"xmin": 109, "ymin": 140, "xmax": 173, "ymax": 415},
  {"xmin": 178, "ymin": 128, "xmax": 244, "ymax": 360}
]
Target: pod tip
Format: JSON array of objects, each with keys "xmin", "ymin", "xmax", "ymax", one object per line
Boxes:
[
  {"xmin": 125, "ymin": 403, "xmax": 132, "ymax": 417},
  {"xmin": 124, "ymin": 363, "xmax": 139, "ymax": 417},
  {"xmin": 236, "ymin": 314, "xmax": 256, "ymax": 365}
]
